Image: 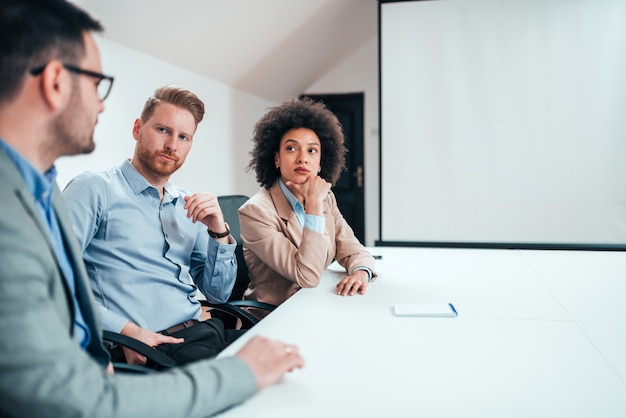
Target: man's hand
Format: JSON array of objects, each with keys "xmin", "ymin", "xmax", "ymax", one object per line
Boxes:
[
  {"xmin": 235, "ymin": 336, "xmax": 304, "ymax": 391},
  {"xmin": 119, "ymin": 321, "xmax": 184, "ymax": 366},
  {"xmin": 183, "ymin": 193, "xmax": 227, "ymax": 234}
]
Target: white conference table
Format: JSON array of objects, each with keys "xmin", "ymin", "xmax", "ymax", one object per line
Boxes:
[{"xmin": 216, "ymin": 247, "xmax": 626, "ymax": 418}]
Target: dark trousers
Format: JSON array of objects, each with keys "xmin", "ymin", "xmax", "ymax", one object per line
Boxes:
[
  {"xmin": 111, "ymin": 318, "xmax": 246, "ymax": 369},
  {"xmin": 156, "ymin": 318, "xmax": 245, "ymax": 366}
]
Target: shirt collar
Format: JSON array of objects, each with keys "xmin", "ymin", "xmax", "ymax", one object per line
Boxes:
[
  {"xmin": 120, "ymin": 159, "xmax": 179, "ymax": 200},
  {"xmin": 0, "ymin": 139, "xmax": 55, "ymax": 206},
  {"xmin": 278, "ymin": 178, "xmax": 303, "ymax": 213}
]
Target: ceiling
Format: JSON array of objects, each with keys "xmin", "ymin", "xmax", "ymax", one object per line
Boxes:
[{"xmin": 73, "ymin": 0, "xmax": 378, "ymax": 102}]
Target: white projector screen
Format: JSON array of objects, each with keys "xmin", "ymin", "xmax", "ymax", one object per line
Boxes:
[{"xmin": 379, "ymin": 0, "xmax": 626, "ymax": 249}]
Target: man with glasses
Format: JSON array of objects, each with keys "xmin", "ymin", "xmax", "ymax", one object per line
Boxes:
[
  {"xmin": 0, "ymin": 0, "xmax": 303, "ymax": 417},
  {"xmin": 30, "ymin": 63, "xmax": 115, "ymax": 102}
]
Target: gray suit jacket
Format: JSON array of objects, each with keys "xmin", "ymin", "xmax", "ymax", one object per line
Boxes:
[{"xmin": 0, "ymin": 147, "xmax": 256, "ymax": 417}]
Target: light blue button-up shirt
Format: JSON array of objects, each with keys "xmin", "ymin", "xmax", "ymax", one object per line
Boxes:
[
  {"xmin": 0, "ymin": 139, "xmax": 91, "ymax": 348},
  {"xmin": 62, "ymin": 160, "xmax": 237, "ymax": 332}
]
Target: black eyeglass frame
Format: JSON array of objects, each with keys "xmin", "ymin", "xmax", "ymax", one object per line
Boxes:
[{"xmin": 30, "ymin": 63, "xmax": 115, "ymax": 101}]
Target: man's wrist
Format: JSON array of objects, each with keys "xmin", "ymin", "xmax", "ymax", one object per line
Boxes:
[{"xmin": 208, "ymin": 222, "xmax": 230, "ymax": 238}]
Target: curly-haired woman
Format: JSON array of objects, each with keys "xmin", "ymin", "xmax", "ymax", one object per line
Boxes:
[{"xmin": 239, "ymin": 98, "xmax": 377, "ymax": 319}]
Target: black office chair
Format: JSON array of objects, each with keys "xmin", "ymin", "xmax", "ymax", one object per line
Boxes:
[
  {"xmin": 103, "ymin": 298, "xmax": 262, "ymax": 373},
  {"xmin": 218, "ymin": 194, "xmax": 250, "ymax": 301},
  {"xmin": 103, "ymin": 331, "xmax": 174, "ymax": 373},
  {"xmin": 202, "ymin": 195, "xmax": 276, "ymax": 328},
  {"xmin": 103, "ymin": 297, "xmax": 262, "ymax": 372}
]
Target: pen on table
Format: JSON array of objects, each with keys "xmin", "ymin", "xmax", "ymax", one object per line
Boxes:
[{"xmin": 448, "ymin": 303, "xmax": 458, "ymax": 316}]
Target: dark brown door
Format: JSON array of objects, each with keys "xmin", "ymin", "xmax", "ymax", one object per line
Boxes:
[{"xmin": 300, "ymin": 93, "xmax": 366, "ymax": 244}]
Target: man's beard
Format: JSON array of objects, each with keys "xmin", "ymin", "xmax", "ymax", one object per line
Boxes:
[
  {"xmin": 135, "ymin": 146, "xmax": 182, "ymax": 177},
  {"xmin": 53, "ymin": 85, "xmax": 96, "ymax": 156}
]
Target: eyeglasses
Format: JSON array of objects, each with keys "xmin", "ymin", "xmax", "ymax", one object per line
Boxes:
[{"xmin": 30, "ymin": 63, "xmax": 115, "ymax": 102}]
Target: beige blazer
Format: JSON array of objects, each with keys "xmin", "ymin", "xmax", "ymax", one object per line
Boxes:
[{"xmin": 239, "ymin": 182, "xmax": 376, "ymax": 317}]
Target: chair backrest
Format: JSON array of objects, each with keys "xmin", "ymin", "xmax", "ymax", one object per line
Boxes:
[
  {"xmin": 218, "ymin": 195, "xmax": 250, "ymax": 301},
  {"xmin": 218, "ymin": 195, "xmax": 248, "ymax": 245}
]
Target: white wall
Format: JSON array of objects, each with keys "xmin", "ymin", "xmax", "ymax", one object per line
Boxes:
[
  {"xmin": 55, "ymin": 35, "xmax": 379, "ymax": 245},
  {"xmin": 56, "ymin": 37, "xmax": 276, "ymax": 196},
  {"xmin": 304, "ymin": 37, "xmax": 379, "ymax": 246}
]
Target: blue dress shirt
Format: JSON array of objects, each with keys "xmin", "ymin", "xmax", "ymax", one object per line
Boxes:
[
  {"xmin": 0, "ymin": 139, "xmax": 91, "ymax": 348},
  {"xmin": 62, "ymin": 160, "xmax": 237, "ymax": 332}
]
